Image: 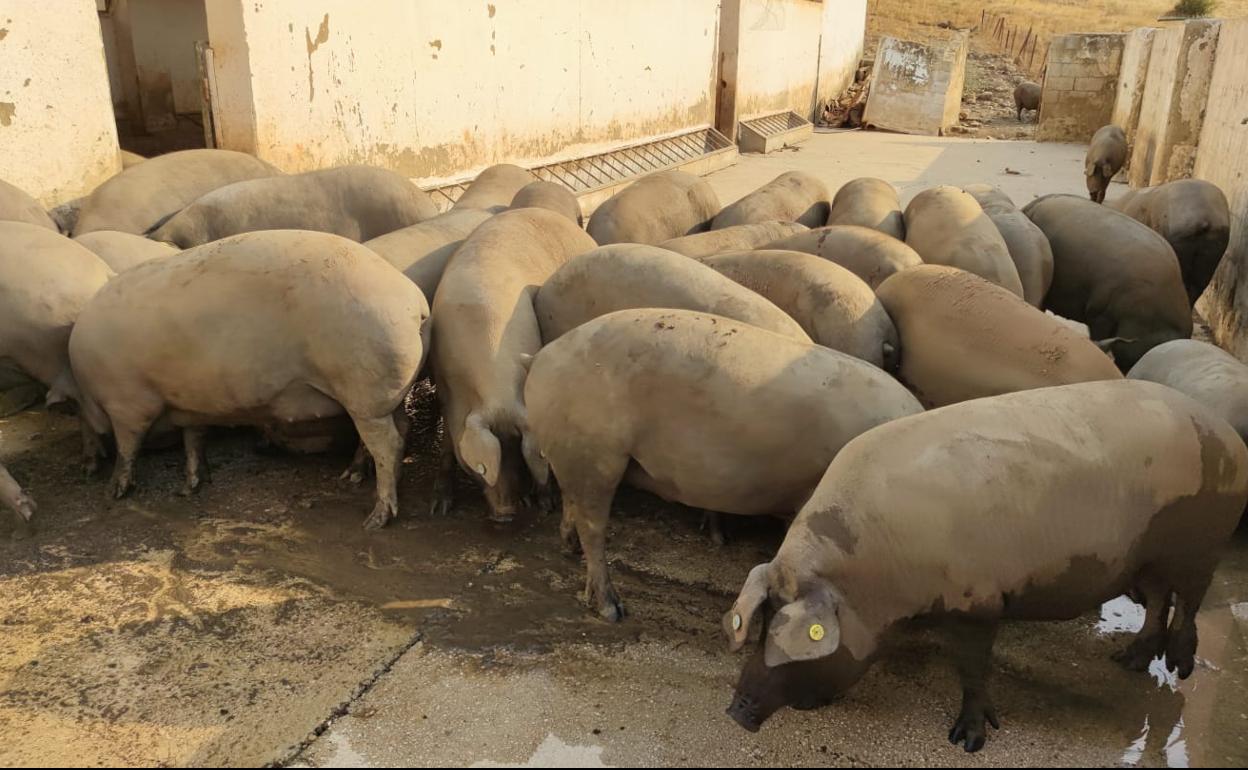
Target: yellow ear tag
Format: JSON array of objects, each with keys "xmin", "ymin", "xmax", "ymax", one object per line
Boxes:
[
  {"xmin": 809, "ymin": 623, "xmax": 825, "ymax": 642},
  {"xmin": 732, "ymin": 613, "xmax": 742, "ymax": 631}
]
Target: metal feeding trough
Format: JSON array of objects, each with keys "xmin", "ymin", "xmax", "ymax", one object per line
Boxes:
[
  {"xmin": 424, "ymin": 126, "xmax": 738, "ymax": 214},
  {"xmin": 737, "ymin": 110, "xmax": 813, "ymax": 154}
]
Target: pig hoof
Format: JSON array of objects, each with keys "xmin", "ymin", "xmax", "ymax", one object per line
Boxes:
[
  {"xmin": 1113, "ymin": 635, "xmax": 1165, "ymax": 672},
  {"xmin": 17, "ymin": 497, "xmax": 37, "ymax": 523},
  {"xmin": 83, "ymin": 457, "xmax": 101, "ymax": 477},
  {"xmin": 589, "ymin": 589, "xmax": 625, "ymax": 623},
  {"xmin": 948, "ymin": 706, "xmax": 998, "ymax": 754},
  {"xmin": 1165, "ymin": 632, "xmax": 1197, "ymax": 680},
  {"xmin": 110, "ymin": 477, "xmax": 133, "ymax": 499},
  {"xmin": 339, "ymin": 468, "xmax": 366, "ymax": 486},
  {"xmin": 363, "ymin": 502, "xmax": 396, "ymax": 530},
  {"xmin": 429, "ymin": 497, "xmax": 451, "ymax": 517}
]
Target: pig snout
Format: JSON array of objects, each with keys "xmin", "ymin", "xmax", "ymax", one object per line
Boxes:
[
  {"xmin": 726, "ymin": 692, "xmax": 767, "ymax": 733},
  {"xmin": 481, "ymin": 438, "xmax": 531, "ymax": 523}
]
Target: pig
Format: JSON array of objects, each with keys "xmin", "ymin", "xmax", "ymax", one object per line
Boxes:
[
  {"xmin": 73, "ymin": 231, "xmax": 178, "ymax": 273},
  {"xmin": 1107, "ymin": 179, "xmax": 1231, "ymax": 304},
  {"xmin": 711, "ymin": 171, "xmax": 830, "ymax": 230},
  {"xmin": 74, "ymin": 149, "xmax": 280, "ymax": 236},
  {"xmin": 1013, "ymin": 81, "xmax": 1041, "ymax": 121},
  {"xmin": 0, "ymin": 461, "xmax": 36, "ymax": 523},
  {"xmin": 120, "ymin": 150, "xmax": 146, "ymax": 169},
  {"xmin": 963, "ymin": 184, "xmax": 1054, "ymax": 306},
  {"xmin": 825, "ymin": 178, "xmax": 906, "ymax": 240},
  {"xmin": 659, "ymin": 221, "xmax": 808, "ymax": 259},
  {"xmin": 453, "ymin": 164, "xmax": 537, "ymax": 213},
  {"xmin": 724, "ymin": 379, "xmax": 1248, "ymax": 751},
  {"xmin": 149, "ymin": 165, "xmax": 438, "ymax": 248},
  {"xmin": 431, "ymin": 208, "xmax": 597, "ymax": 520},
  {"xmin": 875, "ymin": 265, "xmax": 1121, "ymax": 407},
  {"xmin": 524, "ymin": 309, "xmax": 924, "ymax": 620},
  {"xmin": 904, "ymin": 186, "xmax": 1025, "ymax": 297},
  {"xmin": 363, "ymin": 208, "xmax": 493, "ymax": 300},
  {"xmin": 586, "ymin": 170, "xmax": 720, "ymax": 245},
  {"xmin": 1085, "ymin": 125, "xmax": 1127, "ymax": 204},
  {"xmin": 0, "ymin": 178, "xmax": 58, "ymax": 231},
  {"xmin": 510, "ymin": 180, "xmax": 583, "ymax": 226},
  {"xmin": 1023, "ymin": 194, "xmax": 1191, "ymax": 370},
  {"xmin": 1, "ymin": 222, "xmax": 115, "ymax": 466},
  {"xmin": 1127, "ymin": 339, "xmax": 1248, "ymax": 448},
  {"xmin": 764, "ymin": 225, "xmax": 922, "ymax": 289},
  {"xmin": 68, "ymin": 230, "xmax": 430, "ymax": 528},
  {"xmin": 701, "ymin": 249, "xmax": 898, "ymax": 369},
  {"xmin": 535, "ymin": 244, "xmax": 812, "ymax": 344}
]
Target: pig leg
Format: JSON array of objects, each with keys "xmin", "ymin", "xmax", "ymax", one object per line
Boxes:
[
  {"xmin": 430, "ymin": 426, "xmax": 456, "ymax": 517},
  {"xmin": 343, "ymin": 406, "xmax": 410, "ymax": 485},
  {"xmin": 109, "ymin": 419, "xmax": 155, "ymax": 499},
  {"xmin": 1112, "ymin": 576, "xmax": 1171, "ymax": 671},
  {"xmin": 0, "ymin": 463, "xmax": 36, "ymax": 522},
  {"xmin": 353, "ymin": 415, "xmax": 403, "ymax": 530},
  {"xmin": 700, "ymin": 510, "xmax": 727, "ymax": 547},
  {"xmin": 1166, "ymin": 574, "xmax": 1213, "ymax": 680},
  {"xmin": 947, "ymin": 616, "xmax": 1000, "ymax": 754},
  {"xmin": 560, "ymin": 455, "xmax": 629, "ymax": 622},
  {"xmin": 81, "ymin": 419, "xmax": 108, "ymax": 476},
  {"xmin": 179, "ymin": 427, "xmax": 211, "ymax": 496}
]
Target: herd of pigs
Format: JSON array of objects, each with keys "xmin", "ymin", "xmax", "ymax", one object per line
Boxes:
[{"xmin": 0, "ymin": 137, "xmax": 1245, "ymax": 754}]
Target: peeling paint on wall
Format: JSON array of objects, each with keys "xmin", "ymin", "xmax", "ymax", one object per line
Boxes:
[
  {"xmin": 0, "ymin": 102, "xmax": 14, "ymax": 126},
  {"xmin": 305, "ymin": 12, "xmax": 330, "ymax": 102}
]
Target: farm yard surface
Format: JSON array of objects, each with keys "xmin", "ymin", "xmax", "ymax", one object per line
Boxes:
[{"xmin": 2, "ymin": 132, "xmax": 1246, "ymax": 768}]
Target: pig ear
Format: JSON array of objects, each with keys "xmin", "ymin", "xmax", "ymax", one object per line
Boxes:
[
  {"xmin": 458, "ymin": 412, "xmax": 501, "ymax": 487},
  {"xmin": 724, "ymin": 563, "xmax": 772, "ymax": 652},
  {"xmin": 521, "ymin": 430, "xmax": 549, "ymax": 486},
  {"xmin": 763, "ymin": 586, "xmax": 841, "ymax": 668}
]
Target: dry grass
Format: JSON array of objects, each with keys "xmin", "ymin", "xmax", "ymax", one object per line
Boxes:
[{"xmin": 867, "ymin": 0, "xmax": 1248, "ymax": 60}]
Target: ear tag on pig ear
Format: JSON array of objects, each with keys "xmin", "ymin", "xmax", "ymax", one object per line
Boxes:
[
  {"xmin": 732, "ymin": 613, "xmax": 743, "ymax": 632},
  {"xmin": 475, "ymin": 463, "xmax": 486, "ymax": 476},
  {"xmin": 809, "ymin": 623, "xmax": 825, "ymax": 642}
]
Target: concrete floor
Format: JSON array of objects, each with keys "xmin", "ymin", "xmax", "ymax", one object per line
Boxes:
[{"xmin": 2, "ymin": 132, "xmax": 1246, "ymax": 768}]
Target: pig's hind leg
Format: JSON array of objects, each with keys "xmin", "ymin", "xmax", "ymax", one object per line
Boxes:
[
  {"xmin": 1165, "ymin": 571, "xmax": 1214, "ymax": 680},
  {"xmin": 1112, "ymin": 574, "xmax": 1171, "ymax": 672},
  {"xmin": 179, "ymin": 427, "xmax": 211, "ymax": 496},
  {"xmin": 553, "ymin": 452, "xmax": 629, "ymax": 622},
  {"xmin": 947, "ymin": 615, "xmax": 1001, "ymax": 754},
  {"xmin": 352, "ymin": 413, "xmax": 404, "ymax": 530}
]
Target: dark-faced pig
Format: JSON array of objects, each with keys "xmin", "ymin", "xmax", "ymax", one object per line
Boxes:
[
  {"xmin": 0, "ymin": 178, "xmax": 58, "ymax": 231},
  {"xmin": 905, "ymin": 186, "xmax": 1024, "ymax": 297},
  {"xmin": 765, "ymin": 225, "xmax": 922, "ymax": 289},
  {"xmin": 363, "ymin": 208, "xmax": 493, "ymax": 300},
  {"xmin": 1107, "ymin": 179, "xmax": 1231, "ymax": 304},
  {"xmin": 1023, "ymin": 194, "xmax": 1191, "ymax": 370},
  {"xmin": 525, "ymin": 309, "xmax": 923, "ymax": 620},
  {"xmin": 659, "ymin": 221, "xmax": 808, "ymax": 258},
  {"xmin": 452, "ymin": 164, "xmax": 537, "ymax": 212},
  {"xmin": 1013, "ymin": 81, "xmax": 1041, "ymax": 121},
  {"xmin": 963, "ymin": 184, "xmax": 1054, "ymax": 306},
  {"xmin": 431, "ymin": 208, "xmax": 596, "ymax": 520},
  {"xmin": 535, "ymin": 244, "xmax": 811, "ymax": 344},
  {"xmin": 586, "ymin": 170, "xmax": 720, "ymax": 245},
  {"xmin": 149, "ymin": 165, "xmax": 438, "ymax": 247},
  {"xmin": 876, "ymin": 265, "xmax": 1121, "ymax": 407},
  {"xmin": 0, "ymin": 223, "xmax": 114, "ymax": 464},
  {"xmin": 0, "ymin": 460, "xmax": 35, "ymax": 523},
  {"xmin": 68, "ymin": 230, "xmax": 430, "ymax": 528},
  {"xmin": 74, "ymin": 149, "xmax": 280, "ymax": 236},
  {"xmin": 73, "ymin": 231, "xmax": 178, "ymax": 273},
  {"xmin": 510, "ymin": 180, "xmax": 583, "ymax": 226},
  {"xmin": 1128, "ymin": 339, "xmax": 1248, "ymax": 448},
  {"xmin": 712, "ymin": 171, "xmax": 830, "ymax": 230},
  {"xmin": 825, "ymin": 178, "xmax": 905, "ymax": 240},
  {"xmin": 724, "ymin": 380, "xmax": 1248, "ymax": 751},
  {"xmin": 702, "ymin": 249, "xmax": 898, "ymax": 369},
  {"xmin": 1085, "ymin": 125, "xmax": 1127, "ymax": 203}
]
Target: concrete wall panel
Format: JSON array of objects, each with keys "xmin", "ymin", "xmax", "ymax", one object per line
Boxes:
[
  {"xmin": 1111, "ymin": 27, "xmax": 1156, "ymax": 179},
  {"xmin": 861, "ymin": 33, "xmax": 968, "ymax": 136},
  {"xmin": 1036, "ymin": 33, "xmax": 1124, "ymax": 143}
]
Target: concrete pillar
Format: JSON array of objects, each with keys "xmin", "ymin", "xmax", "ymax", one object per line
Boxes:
[
  {"xmin": 1036, "ymin": 33, "xmax": 1124, "ymax": 143},
  {"xmin": 1195, "ymin": 18, "xmax": 1248, "ymax": 359},
  {"xmin": 1111, "ymin": 27, "xmax": 1157, "ymax": 179},
  {"xmin": 861, "ymin": 33, "xmax": 968, "ymax": 136},
  {"xmin": 0, "ymin": 0, "xmax": 121, "ymax": 205},
  {"xmin": 1129, "ymin": 19, "xmax": 1220, "ymax": 188}
]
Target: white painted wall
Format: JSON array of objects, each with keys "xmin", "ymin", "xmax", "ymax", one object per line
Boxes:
[
  {"xmin": 817, "ymin": 0, "xmax": 867, "ymax": 111},
  {"xmin": 206, "ymin": 0, "xmax": 719, "ymax": 184},
  {"xmin": 0, "ymin": 0, "xmax": 121, "ymax": 205},
  {"xmin": 734, "ymin": 0, "xmax": 825, "ymax": 121}
]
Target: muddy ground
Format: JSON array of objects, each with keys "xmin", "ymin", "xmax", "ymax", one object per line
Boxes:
[{"xmin": 2, "ymin": 134, "xmax": 1246, "ymax": 767}]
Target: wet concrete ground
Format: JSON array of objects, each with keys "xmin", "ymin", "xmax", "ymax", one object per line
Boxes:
[{"xmin": 2, "ymin": 133, "xmax": 1245, "ymax": 767}]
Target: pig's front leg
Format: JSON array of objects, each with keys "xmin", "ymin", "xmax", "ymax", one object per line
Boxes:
[
  {"xmin": 947, "ymin": 615, "xmax": 1000, "ymax": 753},
  {"xmin": 0, "ymin": 462, "xmax": 36, "ymax": 522}
]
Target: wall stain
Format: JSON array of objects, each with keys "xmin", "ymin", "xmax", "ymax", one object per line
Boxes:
[
  {"xmin": 0, "ymin": 102, "xmax": 15, "ymax": 127},
  {"xmin": 305, "ymin": 13, "xmax": 331, "ymax": 103},
  {"xmin": 0, "ymin": 28, "xmax": 7, "ymax": 41},
  {"xmin": 488, "ymin": 4, "xmax": 496, "ymax": 18},
  {"xmin": 429, "ymin": 39, "xmax": 442, "ymax": 50}
]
